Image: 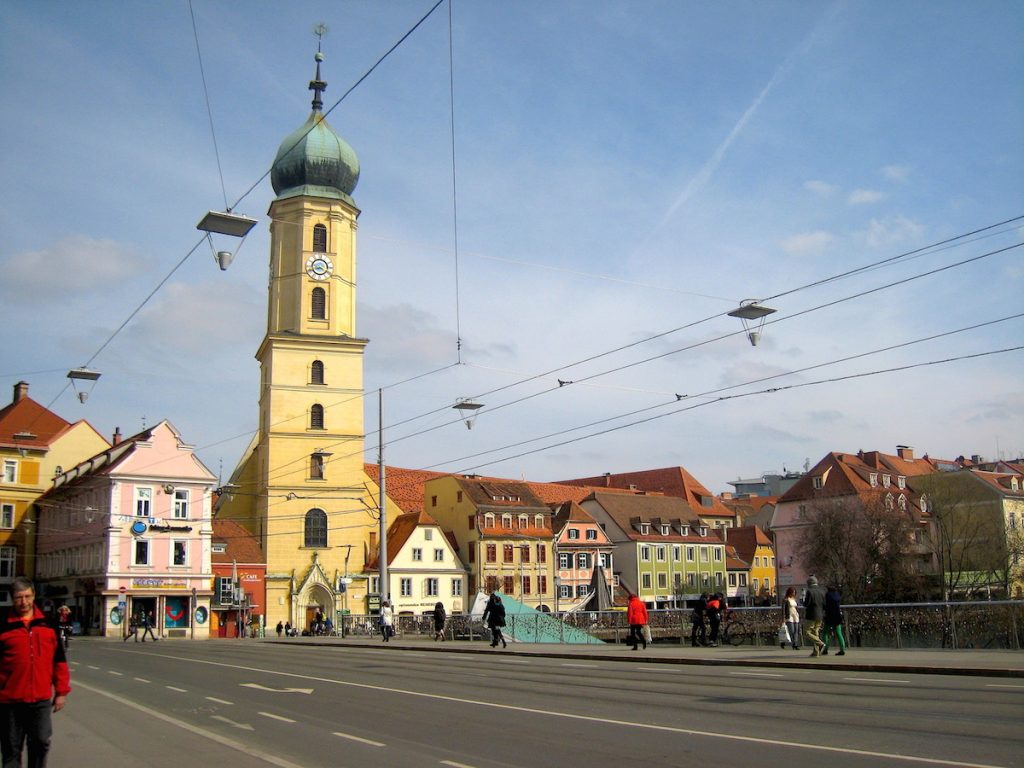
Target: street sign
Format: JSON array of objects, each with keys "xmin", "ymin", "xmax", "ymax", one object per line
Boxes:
[
  {"xmin": 119, "ymin": 586, "xmax": 127, "ymax": 594},
  {"xmin": 339, "ymin": 577, "xmax": 352, "ymax": 585}
]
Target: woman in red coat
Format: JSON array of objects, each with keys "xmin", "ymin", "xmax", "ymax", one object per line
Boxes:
[{"xmin": 626, "ymin": 593, "xmax": 648, "ymax": 650}]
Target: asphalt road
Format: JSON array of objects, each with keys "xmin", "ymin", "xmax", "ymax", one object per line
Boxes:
[{"xmin": 52, "ymin": 639, "xmax": 1024, "ymax": 768}]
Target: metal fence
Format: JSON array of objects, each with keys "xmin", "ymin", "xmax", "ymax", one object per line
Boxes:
[{"xmin": 337, "ymin": 600, "xmax": 1024, "ymax": 649}]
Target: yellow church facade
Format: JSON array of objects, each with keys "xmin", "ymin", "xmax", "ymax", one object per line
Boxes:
[{"xmin": 217, "ymin": 52, "xmax": 390, "ymax": 632}]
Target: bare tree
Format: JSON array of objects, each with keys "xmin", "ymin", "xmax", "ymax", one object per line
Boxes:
[{"xmin": 797, "ymin": 495, "xmax": 922, "ymax": 602}]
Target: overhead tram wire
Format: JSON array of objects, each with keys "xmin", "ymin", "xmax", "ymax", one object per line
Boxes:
[
  {"xmin": 418, "ymin": 311, "xmax": 1024, "ymax": 471},
  {"xmin": 189, "ymin": 0, "xmax": 229, "ymax": 211},
  {"xmin": 448, "ymin": 0, "xmax": 464, "ymax": 363}
]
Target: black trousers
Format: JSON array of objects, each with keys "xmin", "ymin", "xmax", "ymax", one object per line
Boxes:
[
  {"xmin": 489, "ymin": 625, "xmax": 504, "ymax": 646},
  {"xmin": 0, "ymin": 700, "xmax": 52, "ymax": 768},
  {"xmin": 690, "ymin": 618, "xmax": 707, "ymax": 646},
  {"xmin": 708, "ymin": 615, "xmax": 721, "ymax": 643},
  {"xmin": 628, "ymin": 624, "xmax": 646, "ymax": 648}
]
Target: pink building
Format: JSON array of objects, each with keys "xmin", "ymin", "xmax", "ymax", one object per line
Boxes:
[
  {"xmin": 550, "ymin": 500, "xmax": 615, "ymax": 611},
  {"xmin": 35, "ymin": 421, "xmax": 216, "ymax": 638}
]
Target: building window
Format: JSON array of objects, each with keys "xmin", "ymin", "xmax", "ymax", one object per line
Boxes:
[
  {"xmin": 599, "ymin": 552, "xmax": 610, "ymax": 569},
  {"xmin": 657, "ymin": 573, "xmax": 667, "ymax": 589},
  {"xmin": 457, "ymin": 491, "xmax": 463, "ymax": 503},
  {"xmin": 431, "ymin": 495, "xmax": 437, "ymax": 507},
  {"xmin": 313, "ymin": 223, "xmax": 327, "ymax": 252},
  {"xmin": 700, "ymin": 547, "xmax": 709, "ymax": 562},
  {"xmin": 311, "ymin": 359, "xmax": 325, "ymax": 384},
  {"xmin": 412, "ymin": 548, "xmax": 422, "ymax": 562},
  {"xmin": 640, "ymin": 545, "xmax": 650, "ymax": 562},
  {"xmin": 173, "ymin": 490, "xmax": 189, "ymax": 519},
  {"xmin": 451, "ymin": 579, "xmax": 462, "ymax": 597},
  {"xmin": 728, "ymin": 573, "xmax": 737, "ymax": 587},
  {"xmin": 304, "ymin": 508, "xmax": 327, "ymax": 548},
  {"xmin": 739, "ymin": 574, "xmax": 748, "ymax": 587},
  {"xmin": 2, "ymin": 460, "xmax": 16, "ymax": 483},
  {"xmin": 714, "ymin": 548, "xmax": 722, "ymax": 561},
  {"xmin": 686, "ymin": 546, "xmax": 695, "ymax": 562},
  {"xmin": 752, "ymin": 578, "xmax": 760, "ymax": 592},
  {"xmin": 468, "ymin": 546, "xmax": 476, "ymax": 563},
  {"xmin": 897, "ymin": 475, "xmax": 906, "ymax": 489},
  {"xmin": 503, "ymin": 544, "xmax": 514, "ymax": 563},
  {"xmin": 559, "ymin": 584, "xmax": 571, "ymax": 598},
  {"xmin": 898, "ymin": 495, "xmax": 907, "ymax": 510},
  {"xmin": 656, "ymin": 546, "xmax": 666, "ymax": 562},
  {"xmin": 486, "ymin": 544, "xmax": 496, "ymax": 562},
  {"xmin": 715, "ymin": 573, "xmax": 724, "ymax": 587},
  {"xmin": 537, "ymin": 544, "xmax": 546, "ymax": 563},
  {"xmin": 401, "ymin": 578, "xmax": 412, "ymax": 597},
  {"xmin": 0, "ymin": 504, "xmax": 13, "ymax": 529},
  {"xmin": 503, "ymin": 576, "xmax": 515, "ymax": 594},
  {"xmin": 521, "ymin": 546, "xmax": 530, "ymax": 563},
  {"xmin": 535, "ymin": 515, "xmax": 545, "ymax": 529},
  {"xmin": 672, "ymin": 545, "xmax": 681, "ymax": 562},
  {"xmin": 370, "ymin": 577, "xmax": 379, "ymax": 595},
  {"xmin": 521, "ymin": 576, "xmax": 531, "ymax": 595},
  {"xmin": 424, "ymin": 529, "xmax": 433, "ymax": 541},
  {"xmin": 812, "ymin": 476, "xmax": 823, "ymax": 490},
  {"xmin": 687, "ymin": 573, "xmax": 696, "ymax": 587},
  {"xmin": 568, "ymin": 528, "xmax": 579, "ymax": 540},
  {"xmin": 310, "ymin": 453, "xmax": 325, "ymax": 480},
  {"xmin": 135, "ymin": 487, "xmax": 152, "ymax": 517},
  {"xmin": 559, "ymin": 552, "xmax": 571, "ymax": 569},
  {"xmin": 310, "ymin": 404, "xmax": 325, "ymax": 429},
  {"xmin": 172, "ymin": 540, "xmax": 187, "ymax": 566},
  {"xmin": 434, "ymin": 549, "xmax": 444, "ymax": 562},
  {"xmin": 0, "ymin": 547, "xmax": 15, "ymax": 578},
  {"xmin": 484, "ymin": 513, "xmax": 495, "ymax": 528},
  {"xmin": 641, "ymin": 573, "xmax": 652, "ymax": 590},
  {"xmin": 585, "ymin": 529, "xmax": 597, "ymax": 541},
  {"xmin": 501, "ymin": 514, "xmax": 512, "ymax": 528},
  {"xmin": 572, "ymin": 584, "xmax": 585, "ymax": 598},
  {"xmin": 518, "ymin": 514, "xmax": 528, "ymax": 529},
  {"xmin": 578, "ymin": 553, "xmax": 590, "ymax": 569},
  {"xmin": 311, "ymin": 287, "xmax": 326, "ymax": 319},
  {"xmin": 538, "ymin": 575, "xmax": 547, "ymax": 594},
  {"xmin": 134, "ymin": 540, "xmax": 149, "ymax": 566},
  {"xmin": 426, "ymin": 578, "xmax": 439, "ymax": 597}
]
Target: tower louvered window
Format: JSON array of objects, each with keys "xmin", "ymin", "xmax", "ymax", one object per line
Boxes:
[
  {"xmin": 313, "ymin": 224, "xmax": 327, "ymax": 252},
  {"xmin": 311, "ymin": 287, "xmax": 326, "ymax": 319},
  {"xmin": 310, "ymin": 404, "xmax": 324, "ymax": 429},
  {"xmin": 311, "ymin": 360, "xmax": 324, "ymax": 384}
]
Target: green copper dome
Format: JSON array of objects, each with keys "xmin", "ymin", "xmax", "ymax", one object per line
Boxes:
[{"xmin": 270, "ymin": 52, "xmax": 359, "ymax": 205}]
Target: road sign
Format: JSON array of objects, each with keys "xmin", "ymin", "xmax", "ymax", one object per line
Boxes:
[{"xmin": 119, "ymin": 586, "xmax": 127, "ymax": 594}]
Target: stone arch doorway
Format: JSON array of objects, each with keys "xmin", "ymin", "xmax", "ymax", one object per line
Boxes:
[{"xmin": 300, "ymin": 583, "xmax": 334, "ymax": 634}]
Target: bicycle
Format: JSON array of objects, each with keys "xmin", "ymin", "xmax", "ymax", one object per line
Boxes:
[{"xmin": 719, "ymin": 610, "xmax": 751, "ymax": 646}]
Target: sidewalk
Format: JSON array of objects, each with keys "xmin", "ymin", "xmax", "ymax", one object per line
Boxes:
[{"xmin": 269, "ymin": 635, "xmax": 1024, "ymax": 678}]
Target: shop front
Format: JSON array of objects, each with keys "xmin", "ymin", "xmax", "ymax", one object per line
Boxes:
[{"xmin": 103, "ymin": 577, "xmax": 212, "ymax": 639}]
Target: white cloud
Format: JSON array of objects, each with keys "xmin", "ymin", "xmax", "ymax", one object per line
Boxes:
[
  {"xmin": 780, "ymin": 231, "xmax": 834, "ymax": 256},
  {"xmin": 804, "ymin": 180, "xmax": 837, "ymax": 197},
  {"xmin": 863, "ymin": 216, "xmax": 925, "ymax": 248},
  {"xmin": 848, "ymin": 189, "xmax": 886, "ymax": 205},
  {"xmin": 881, "ymin": 164, "xmax": 911, "ymax": 182},
  {"xmin": 0, "ymin": 235, "xmax": 143, "ymax": 300}
]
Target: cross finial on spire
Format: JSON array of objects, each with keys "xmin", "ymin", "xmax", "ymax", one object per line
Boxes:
[{"xmin": 310, "ymin": 23, "xmax": 328, "ymax": 111}]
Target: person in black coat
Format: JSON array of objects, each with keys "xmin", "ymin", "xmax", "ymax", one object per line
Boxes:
[
  {"xmin": 822, "ymin": 585, "xmax": 847, "ymax": 656},
  {"xmin": 482, "ymin": 594, "xmax": 506, "ymax": 649},
  {"xmin": 432, "ymin": 602, "xmax": 447, "ymax": 641},
  {"xmin": 690, "ymin": 594, "xmax": 708, "ymax": 647}
]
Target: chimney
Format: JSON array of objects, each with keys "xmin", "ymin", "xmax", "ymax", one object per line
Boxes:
[
  {"xmin": 112, "ymin": 427, "xmax": 122, "ymax": 446},
  {"xmin": 896, "ymin": 445, "xmax": 914, "ymax": 461},
  {"xmin": 13, "ymin": 381, "xmax": 29, "ymax": 403},
  {"xmin": 971, "ymin": 454, "xmax": 981, "ymax": 465}
]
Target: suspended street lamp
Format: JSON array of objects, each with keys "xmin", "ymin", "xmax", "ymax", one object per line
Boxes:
[
  {"xmin": 453, "ymin": 398, "xmax": 484, "ymax": 430},
  {"xmin": 67, "ymin": 367, "xmax": 101, "ymax": 403},
  {"xmin": 727, "ymin": 300, "xmax": 777, "ymax": 346},
  {"xmin": 196, "ymin": 210, "xmax": 258, "ymax": 271}
]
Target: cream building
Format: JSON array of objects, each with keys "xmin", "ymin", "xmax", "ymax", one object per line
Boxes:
[{"xmin": 218, "ymin": 52, "xmax": 387, "ymax": 631}]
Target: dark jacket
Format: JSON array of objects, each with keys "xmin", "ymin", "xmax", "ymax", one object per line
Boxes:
[
  {"xmin": 433, "ymin": 604, "xmax": 446, "ymax": 630},
  {"xmin": 691, "ymin": 596, "xmax": 707, "ymax": 624},
  {"xmin": 824, "ymin": 589, "xmax": 844, "ymax": 626},
  {"xmin": 803, "ymin": 585, "xmax": 827, "ymax": 621},
  {"xmin": 0, "ymin": 606, "xmax": 71, "ymax": 703},
  {"xmin": 482, "ymin": 596, "xmax": 505, "ymax": 628}
]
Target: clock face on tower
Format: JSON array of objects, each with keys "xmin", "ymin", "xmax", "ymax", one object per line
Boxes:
[{"xmin": 305, "ymin": 254, "xmax": 334, "ymax": 281}]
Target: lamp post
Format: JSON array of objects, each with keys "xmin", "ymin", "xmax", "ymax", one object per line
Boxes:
[{"xmin": 377, "ymin": 389, "xmax": 388, "ymax": 610}]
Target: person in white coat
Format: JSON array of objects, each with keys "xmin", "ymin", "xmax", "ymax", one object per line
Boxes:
[{"xmin": 379, "ymin": 601, "xmax": 394, "ymax": 642}]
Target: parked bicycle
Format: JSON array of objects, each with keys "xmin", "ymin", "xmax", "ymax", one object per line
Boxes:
[{"xmin": 720, "ymin": 610, "xmax": 753, "ymax": 646}]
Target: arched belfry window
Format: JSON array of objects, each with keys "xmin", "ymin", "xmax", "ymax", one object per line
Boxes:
[
  {"xmin": 311, "ymin": 360, "xmax": 325, "ymax": 385},
  {"xmin": 313, "ymin": 224, "xmax": 327, "ymax": 253},
  {"xmin": 311, "ymin": 287, "xmax": 326, "ymax": 319},
  {"xmin": 310, "ymin": 452, "xmax": 325, "ymax": 480},
  {"xmin": 304, "ymin": 508, "xmax": 327, "ymax": 548},
  {"xmin": 310, "ymin": 404, "xmax": 324, "ymax": 430}
]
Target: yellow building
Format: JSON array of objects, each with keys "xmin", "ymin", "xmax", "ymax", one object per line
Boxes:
[
  {"xmin": 725, "ymin": 525, "xmax": 777, "ymax": 603},
  {"xmin": 424, "ymin": 475, "xmax": 555, "ymax": 610},
  {"xmin": 218, "ymin": 53, "xmax": 385, "ymax": 630},
  {"xmin": 0, "ymin": 381, "xmax": 109, "ymax": 586}
]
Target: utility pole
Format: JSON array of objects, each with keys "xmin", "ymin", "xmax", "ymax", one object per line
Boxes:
[{"xmin": 377, "ymin": 389, "xmax": 388, "ymax": 610}]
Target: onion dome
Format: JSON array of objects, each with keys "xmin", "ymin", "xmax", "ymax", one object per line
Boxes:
[{"xmin": 271, "ymin": 52, "xmax": 359, "ymax": 205}]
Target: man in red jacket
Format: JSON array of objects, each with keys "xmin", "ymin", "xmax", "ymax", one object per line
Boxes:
[
  {"xmin": 0, "ymin": 577, "xmax": 71, "ymax": 767},
  {"xmin": 626, "ymin": 593, "xmax": 648, "ymax": 650}
]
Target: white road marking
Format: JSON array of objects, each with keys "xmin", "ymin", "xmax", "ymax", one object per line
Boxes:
[
  {"xmin": 259, "ymin": 712, "xmax": 296, "ymax": 723},
  {"xmin": 440, "ymin": 761, "xmax": 477, "ymax": 768},
  {"xmin": 497, "ymin": 659, "xmax": 531, "ymax": 664},
  {"xmin": 108, "ymin": 670, "xmax": 123, "ymax": 676},
  {"xmin": 561, "ymin": 663, "xmax": 598, "ymax": 668},
  {"xmin": 843, "ymin": 678, "xmax": 910, "ymax": 684},
  {"xmin": 212, "ymin": 715, "xmax": 254, "ymax": 731},
  {"xmin": 206, "ymin": 696, "xmax": 234, "ymax": 705},
  {"xmin": 986, "ymin": 683, "xmax": 1024, "ymax": 689},
  {"xmin": 87, "ymin": 665, "xmax": 100, "ymax": 670},
  {"xmin": 241, "ymin": 683, "xmax": 313, "ymax": 694},
  {"xmin": 125, "ymin": 653, "xmax": 1006, "ymax": 768},
  {"xmin": 332, "ymin": 731, "xmax": 385, "ymax": 747},
  {"xmin": 134, "ymin": 677, "xmax": 150, "ymax": 683},
  {"xmin": 730, "ymin": 671, "xmax": 784, "ymax": 678},
  {"xmin": 74, "ymin": 680, "xmax": 306, "ymax": 768},
  {"xmin": 166, "ymin": 685, "xmax": 188, "ymax": 693}
]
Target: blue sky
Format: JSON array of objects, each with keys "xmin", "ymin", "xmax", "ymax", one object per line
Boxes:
[{"xmin": 2, "ymin": 1, "xmax": 1022, "ymax": 493}]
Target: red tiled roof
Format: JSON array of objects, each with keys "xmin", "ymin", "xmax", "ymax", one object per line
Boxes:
[
  {"xmin": 726, "ymin": 525, "xmax": 772, "ymax": 563},
  {"xmin": 0, "ymin": 393, "xmax": 72, "ymax": 449},
  {"xmin": 585, "ymin": 491, "xmax": 725, "ymax": 543},
  {"xmin": 363, "ymin": 464, "xmax": 446, "ymax": 514},
  {"xmin": 366, "ymin": 509, "xmax": 446, "ymax": 570},
  {"xmin": 212, "ymin": 519, "xmax": 265, "ymax": 565},
  {"xmin": 559, "ymin": 466, "xmax": 736, "ymax": 519}
]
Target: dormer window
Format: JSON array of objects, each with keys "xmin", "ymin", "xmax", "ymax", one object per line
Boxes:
[
  {"xmin": 660, "ymin": 525, "xmax": 670, "ymax": 535},
  {"xmin": 484, "ymin": 513, "xmax": 495, "ymax": 528},
  {"xmin": 897, "ymin": 476, "xmax": 906, "ymax": 489},
  {"xmin": 869, "ymin": 473, "xmax": 878, "ymax": 487},
  {"xmin": 885, "ymin": 493, "xmax": 895, "ymax": 510},
  {"xmin": 680, "ymin": 525, "xmax": 690, "ymax": 536},
  {"xmin": 1010, "ymin": 477, "xmax": 1019, "ymax": 491},
  {"xmin": 812, "ymin": 476, "xmax": 823, "ymax": 490},
  {"xmin": 518, "ymin": 514, "xmax": 528, "ymax": 529},
  {"xmin": 501, "ymin": 514, "xmax": 512, "ymax": 528},
  {"xmin": 920, "ymin": 495, "xmax": 928, "ymax": 514},
  {"xmin": 639, "ymin": 522, "xmax": 650, "ymax": 535},
  {"xmin": 701, "ymin": 497, "xmax": 713, "ymax": 507},
  {"xmin": 699, "ymin": 526, "xmax": 708, "ymax": 537},
  {"xmin": 882, "ymin": 474, "xmax": 891, "ymax": 488},
  {"xmin": 535, "ymin": 514, "xmax": 545, "ymax": 528}
]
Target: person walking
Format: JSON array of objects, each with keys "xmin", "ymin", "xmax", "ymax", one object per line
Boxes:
[
  {"xmin": 482, "ymin": 594, "xmax": 506, "ymax": 648},
  {"xmin": 284, "ymin": 621, "xmax": 292, "ymax": 637},
  {"xmin": 822, "ymin": 584, "xmax": 847, "ymax": 656},
  {"xmin": 0, "ymin": 577, "xmax": 71, "ymax": 768},
  {"xmin": 626, "ymin": 593, "xmax": 648, "ymax": 650},
  {"xmin": 139, "ymin": 610, "xmax": 158, "ymax": 642},
  {"xmin": 690, "ymin": 593, "xmax": 708, "ymax": 647},
  {"xmin": 379, "ymin": 601, "xmax": 394, "ymax": 642},
  {"xmin": 124, "ymin": 614, "xmax": 138, "ymax": 643},
  {"xmin": 782, "ymin": 587, "xmax": 801, "ymax": 650},
  {"xmin": 275, "ymin": 620, "xmax": 284, "ymax": 638},
  {"xmin": 432, "ymin": 602, "xmax": 447, "ymax": 641},
  {"xmin": 705, "ymin": 593, "xmax": 722, "ymax": 647},
  {"xmin": 803, "ymin": 576, "xmax": 827, "ymax": 657}
]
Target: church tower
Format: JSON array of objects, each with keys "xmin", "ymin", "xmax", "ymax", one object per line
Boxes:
[{"xmin": 224, "ymin": 51, "xmax": 376, "ymax": 629}]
